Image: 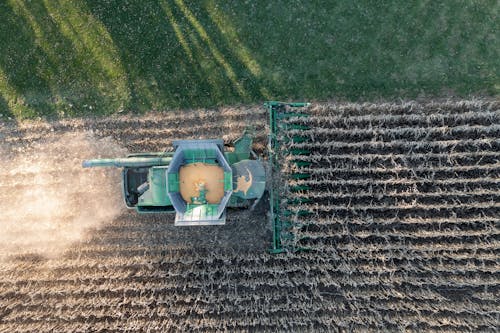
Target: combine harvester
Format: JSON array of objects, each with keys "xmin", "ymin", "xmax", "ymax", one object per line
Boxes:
[{"xmin": 83, "ymin": 102, "xmax": 310, "ymax": 252}]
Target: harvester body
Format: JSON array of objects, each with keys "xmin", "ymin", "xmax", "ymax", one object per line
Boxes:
[
  {"xmin": 83, "ymin": 101, "xmax": 310, "ymax": 252},
  {"xmin": 83, "ymin": 133, "xmax": 265, "ymax": 225}
]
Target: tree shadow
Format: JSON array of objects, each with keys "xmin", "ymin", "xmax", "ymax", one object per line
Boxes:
[
  {"xmin": 0, "ymin": 1, "xmax": 129, "ymax": 119},
  {"xmin": 83, "ymin": 0, "xmax": 268, "ymax": 112},
  {"xmin": 0, "ymin": 2, "xmax": 57, "ymax": 118},
  {"xmin": 0, "ymin": 93, "xmax": 15, "ymax": 119}
]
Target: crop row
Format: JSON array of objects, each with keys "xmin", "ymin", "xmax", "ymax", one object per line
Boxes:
[
  {"xmin": 1, "ymin": 268, "xmax": 497, "ymax": 333},
  {"xmin": 285, "ymin": 124, "xmax": 500, "ymax": 145},
  {"xmin": 0, "ymin": 106, "xmax": 266, "ymax": 138},
  {"xmin": 306, "ymin": 99, "xmax": 498, "ymax": 118}
]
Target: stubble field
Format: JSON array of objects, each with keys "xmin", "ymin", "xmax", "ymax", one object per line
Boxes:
[{"xmin": 0, "ymin": 100, "xmax": 499, "ymax": 332}]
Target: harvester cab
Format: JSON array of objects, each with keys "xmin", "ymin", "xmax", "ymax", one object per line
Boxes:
[{"xmin": 83, "ymin": 132, "xmax": 265, "ymax": 226}]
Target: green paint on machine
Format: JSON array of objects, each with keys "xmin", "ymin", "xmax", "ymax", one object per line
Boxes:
[{"xmin": 83, "ymin": 129, "xmax": 266, "ymax": 225}]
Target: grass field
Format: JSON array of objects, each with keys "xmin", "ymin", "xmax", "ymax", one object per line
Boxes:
[{"xmin": 0, "ymin": 0, "xmax": 498, "ymax": 119}]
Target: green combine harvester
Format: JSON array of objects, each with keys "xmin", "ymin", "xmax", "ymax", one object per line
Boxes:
[{"xmin": 83, "ymin": 102, "xmax": 310, "ymax": 251}]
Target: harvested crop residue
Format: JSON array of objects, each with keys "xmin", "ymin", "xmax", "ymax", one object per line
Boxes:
[{"xmin": 2, "ymin": 101, "xmax": 497, "ymax": 332}]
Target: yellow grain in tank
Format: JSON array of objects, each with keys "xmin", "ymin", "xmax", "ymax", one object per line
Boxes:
[{"xmin": 179, "ymin": 162, "xmax": 225, "ymax": 204}]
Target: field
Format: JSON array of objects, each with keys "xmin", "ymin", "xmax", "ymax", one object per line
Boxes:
[
  {"xmin": 0, "ymin": 100, "xmax": 499, "ymax": 332},
  {"xmin": 0, "ymin": 1, "xmax": 498, "ymax": 119},
  {"xmin": 0, "ymin": 1, "xmax": 499, "ymax": 331}
]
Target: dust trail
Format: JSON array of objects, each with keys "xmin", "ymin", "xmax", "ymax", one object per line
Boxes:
[{"xmin": 0, "ymin": 132, "xmax": 127, "ymax": 259}]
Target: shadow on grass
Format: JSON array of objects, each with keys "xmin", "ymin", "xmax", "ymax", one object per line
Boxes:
[
  {"xmin": 0, "ymin": 93, "xmax": 14, "ymax": 119},
  {"xmin": 0, "ymin": 0, "xmax": 498, "ymax": 119},
  {"xmin": 83, "ymin": 0, "xmax": 268, "ymax": 111},
  {"xmin": 0, "ymin": 2, "xmax": 57, "ymax": 118},
  {"xmin": 0, "ymin": 1, "xmax": 128, "ymax": 119},
  {"xmin": 0, "ymin": 94, "xmax": 10, "ymax": 118}
]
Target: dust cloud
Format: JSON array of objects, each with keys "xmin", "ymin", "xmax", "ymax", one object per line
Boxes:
[{"xmin": 0, "ymin": 132, "xmax": 127, "ymax": 259}]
